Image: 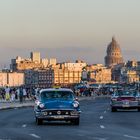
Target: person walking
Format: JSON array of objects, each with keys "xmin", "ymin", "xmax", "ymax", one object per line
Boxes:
[
  {"xmin": 5, "ymin": 86, "xmax": 10, "ymax": 101},
  {"xmin": 19, "ymin": 86, "xmax": 23, "ymax": 103},
  {"xmin": 23, "ymin": 87, "xmax": 27, "ymax": 102},
  {"xmin": 11, "ymin": 88, "xmax": 15, "ymax": 102}
]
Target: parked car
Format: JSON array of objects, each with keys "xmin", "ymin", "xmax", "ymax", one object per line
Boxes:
[
  {"xmin": 34, "ymin": 88, "xmax": 81, "ymax": 125},
  {"xmin": 110, "ymin": 90, "xmax": 140, "ymax": 112}
]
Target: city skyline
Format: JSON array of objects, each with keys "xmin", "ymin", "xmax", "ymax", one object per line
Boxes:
[{"xmin": 0, "ymin": 0, "xmax": 140, "ymax": 67}]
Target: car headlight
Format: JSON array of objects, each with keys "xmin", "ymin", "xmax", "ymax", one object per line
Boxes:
[
  {"xmin": 73, "ymin": 101, "xmax": 79, "ymax": 108},
  {"xmin": 39, "ymin": 103, "xmax": 45, "ymax": 108}
]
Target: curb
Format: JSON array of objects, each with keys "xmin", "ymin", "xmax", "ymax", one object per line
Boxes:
[
  {"xmin": 0, "ymin": 104, "xmax": 34, "ymax": 111},
  {"xmin": 0, "ymin": 96, "xmax": 109, "ymax": 111}
]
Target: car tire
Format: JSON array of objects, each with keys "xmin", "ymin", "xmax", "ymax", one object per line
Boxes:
[
  {"xmin": 36, "ymin": 118, "xmax": 43, "ymax": 125},
  {"xmin": 111, "ymin": 107, "xmax": 117, "ymax": 112},
  {"xmin": 138, "ymin": 108, "xmax": 140, "ymax": 112}
]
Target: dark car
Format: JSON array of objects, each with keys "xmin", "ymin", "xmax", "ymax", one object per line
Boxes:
[
  {"xmin": 110, "ymin": 90, "xmax": 140, "ymax": 112},
  {"xmin": 34, "ymin": 88, "xmax": 81, "ymax": 125}
]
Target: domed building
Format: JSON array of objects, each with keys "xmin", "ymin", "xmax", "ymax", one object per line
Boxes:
[{"xmin": 105, "ymin": 37, "xmax": 123, "ymax": 67}]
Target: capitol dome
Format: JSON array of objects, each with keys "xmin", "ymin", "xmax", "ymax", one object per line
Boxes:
[{"xmin": 105, "ymin": 37, "xmax": 123, "ymax": 67}]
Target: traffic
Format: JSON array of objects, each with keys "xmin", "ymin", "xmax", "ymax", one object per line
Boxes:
[
  {"xmin": 33, "ymin": 82, "xmax": 140, "ymax": 125},
  {"xmin": 1, "ymin": 83, "xmax": 140, "ymax": 140}
]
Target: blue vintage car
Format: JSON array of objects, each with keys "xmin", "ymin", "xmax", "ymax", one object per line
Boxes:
[{"xmin": 34, "ymin": 88, "xmax": 81, "ymax": 125}]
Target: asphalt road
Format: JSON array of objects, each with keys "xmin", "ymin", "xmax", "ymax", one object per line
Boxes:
[{"xmin": 0, "ymin": 97, "xmax": 140, "ymax": 140}]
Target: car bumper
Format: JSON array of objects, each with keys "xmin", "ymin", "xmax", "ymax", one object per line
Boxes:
[
  {"xmin": 35, "ymin": 110, "xmax": 80, "ymax": 120},
  {"xmin": 36, "ymin": 115, "xmax": 79, "ymax": 121},
  {"xmin": 111, "ymin": 105, "xmax": 140, "ymax": 109}
]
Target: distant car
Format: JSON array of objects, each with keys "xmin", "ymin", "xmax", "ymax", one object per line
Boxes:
[
  {"xmin": 89, "ymin": 84, "xmax": 101, "ymax": 89},
  {"xmin": 110, "ymin": 90, "xmax": 140, "ymax": 112},
  {"xmin": 34, "ymin": 88, "xmax": 81, "ymax": 125}
]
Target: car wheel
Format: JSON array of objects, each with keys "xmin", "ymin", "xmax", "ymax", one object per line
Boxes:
[
  {"xmin": 111, "ymin": 107, "xmax": 117, "ymax": 112},
  {"xmin": 36, "ymin": 118, "xmax": 43, "ymax": 125},
  {"xmin": 138, "ymin": 108, "xmax": 140, "ymax": 112}
]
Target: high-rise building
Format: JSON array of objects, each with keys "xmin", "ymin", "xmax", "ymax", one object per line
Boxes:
[
  {"xmin": 49, "ymin": 58, "xmax": 57, "ymax": 66},
  {"xmin": 105, "ymin": 37, "xmax": 123, "ymax": 67},
  {"xmin": 30, "ymin": 52, "xmax": 40, "ymax": 63}
]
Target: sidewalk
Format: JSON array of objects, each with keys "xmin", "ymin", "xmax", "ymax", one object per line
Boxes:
[
  {"xmin": 0, "ymin": 95, "xmax": 110, "ymax": 110},
  {"xmin": 0, "ymin": 100, "xmax": 34, "ymax": 110}
]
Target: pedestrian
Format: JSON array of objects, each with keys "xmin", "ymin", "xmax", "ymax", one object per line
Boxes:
[
  {"xmin": 5, "ymin": 86, "xmax": 10, "ymax": 101},
  {"xmin": 16, "ymin": 88, "xmax": 20, "ymax": 100},
  {"xmin": 19, "ymin": 86, "xmax": 23, "ymax": 103},
  {"xmin": 23, "ymin": 87, "xmax": 27, "ymax": 101},
  {"xmin": 11, "ymin": 89, "xmax": 15, "ymax": 101}
]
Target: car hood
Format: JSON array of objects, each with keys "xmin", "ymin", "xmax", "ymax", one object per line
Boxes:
[{"xmin": 43, "ymin": 99, "xmax": 74, "ymax": 109}]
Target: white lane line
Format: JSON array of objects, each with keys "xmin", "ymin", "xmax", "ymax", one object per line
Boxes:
[
  {"xmin": 100, "ymin": 116, "xmax": 104, "ymax": 120},
  {"xmin": 100, "ymin": 125, "xmax": 105, "ymax": 129},
  {"xmin": 104, "ymin": 111, "xmax": 107, "ymax": 114},
  {"xmin": 124, "ymin": 134, "xmax": 140, "ymax": 139},
  {"xmin": 30, "ymin": 134, "xmax": 41, "ymax": 139},
  {"xmin": 89, "ymin": 137, "xmax": 107, "ymax": 140},
  {"xmin": 22, "ymin": 124, "xmax": 27, "ymax": 128}
]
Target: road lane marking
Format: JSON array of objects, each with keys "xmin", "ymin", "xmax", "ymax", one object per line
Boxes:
[
  {"xmin": 100, "ymin": 116, "xmax": 104, "ymax": 120},
  {"xmin": 104, "ymin": 111, "xmax": 107, "ymax": 114},
  {"xmin": 88, "ymin": 137, "xmax": 107, "ymax": 140},
  {"xmin": 30, "ymin": 134, "xmax": 41, "ymax": 139},
  {"xmin": 124, "ymin": 134, "xmax": 140, "ymax": 139},
  {"xmin": 100, "ymin": 125, "xmax": 105, "ymax": 129},
  {"xmin": 22, "ymin": 124, "xmax": 27, "ymax": 128}
]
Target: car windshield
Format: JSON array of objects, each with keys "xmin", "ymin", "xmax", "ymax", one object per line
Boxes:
[
  {"xmin": 115, "ymin": 90, "xmax": 137, "ymax": 96},
  {"xmin": 41, "ymin": 91, "xmax": 74, "ymax": 100}
]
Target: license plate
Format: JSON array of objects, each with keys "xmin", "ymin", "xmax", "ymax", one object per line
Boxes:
[
  {"xmin": 53, "ymin": 116, "xmax": 64, "ymax": 119},
  {"xmin": 122, "ymin": 104, "xmax": 130, "ymax": 107},
  {"xmin": 123, "ymin": 101, "xmax": 130, "ymax": 107}
]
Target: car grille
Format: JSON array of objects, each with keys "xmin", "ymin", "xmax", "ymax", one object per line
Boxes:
[{"xmin": 42, "ymin": 110, "xmax": 71, "ymax": 115}]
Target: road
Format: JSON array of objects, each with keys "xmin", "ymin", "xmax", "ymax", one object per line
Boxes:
[{"xmin": 0, "ymin": 97, "xmax": 140, "ymax": 140}]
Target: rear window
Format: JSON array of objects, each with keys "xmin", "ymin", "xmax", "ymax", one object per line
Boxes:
[
  {"xmin": 115, "ymin": 90, "xmax": 138, "ymax": 96},
  {"xmin": 41, "ymin": 90, "xmax": 74, "ymax": 100}
]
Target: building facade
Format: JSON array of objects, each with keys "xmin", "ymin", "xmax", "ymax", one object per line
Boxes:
[
  {"xmin": 0, "ymin": 72, "xmax": 24, "ymax": 87},
  {"xmin": 82, "ymin": 64, "xmax": 112, "ymax": 83},
  {"xmin": 25, "ymin": 68, "xmax": 82, "ymax": 88}
]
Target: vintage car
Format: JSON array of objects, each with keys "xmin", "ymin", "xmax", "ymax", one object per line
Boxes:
[
  {"xmin": 34, "ymin": 88, "xmax": 80, "ymax": 125},
  {"xmin": 110, "ymin": 90, "xmax": 140, "ymax": 112}
]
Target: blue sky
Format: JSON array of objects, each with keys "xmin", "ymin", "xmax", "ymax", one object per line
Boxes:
[{"xmin": 0, "ymin": 0, "xmax": 140, "ymax": 68}]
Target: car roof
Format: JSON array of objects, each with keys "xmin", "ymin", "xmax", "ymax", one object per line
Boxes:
[{"xmin": 40, "ymin": 88, "xmax": 73, "ymax": 93}]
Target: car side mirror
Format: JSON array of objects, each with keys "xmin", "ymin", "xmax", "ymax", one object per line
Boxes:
[{"xmin": 75, "ymin": 97, "xmax": 79, "ymax": 101}]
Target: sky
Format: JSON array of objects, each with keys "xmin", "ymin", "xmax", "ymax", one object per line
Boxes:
[{"xmin": 0, "ymin": 0, "xmax": 140, "ymax": 68}]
